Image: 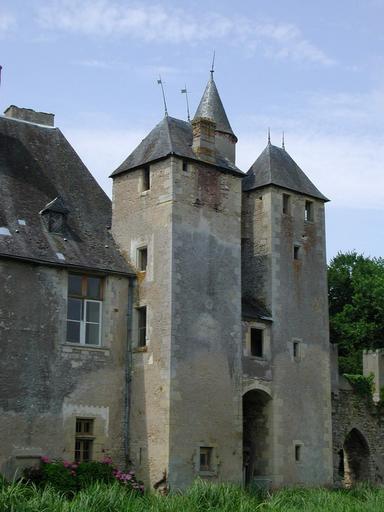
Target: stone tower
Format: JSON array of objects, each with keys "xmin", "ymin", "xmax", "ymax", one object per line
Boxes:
[
  {"xmin": 241, "ymin": 141, "xmax": 333, "ymax": 485},
  {"xmin": 111, "ymin": 76, "xmax": 244, "ymax": 490}
]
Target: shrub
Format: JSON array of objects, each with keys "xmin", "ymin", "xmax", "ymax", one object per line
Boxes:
[
  {"xmin": 22, "ymin": 457, "xmax": 144, "ymax": 497},
  {"xmin": 343, "ymin": 373, "xmax": 375, "ymax": 397}
]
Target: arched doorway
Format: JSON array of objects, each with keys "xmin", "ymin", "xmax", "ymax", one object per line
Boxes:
[
  {"xmin": 343, "ymin": 429, "xmax": 370, "ymax": 486},
  {"xmin": 242, "ymin": 389, "xmax": 272, "ymax": 486}
]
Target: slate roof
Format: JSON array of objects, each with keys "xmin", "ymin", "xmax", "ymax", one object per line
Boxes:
[
  {"xmin": 242, "ymin": 297, "xmax": 272, "ymax": 322},
  {"xmin": 193, "ymin": 76, "xmax": 236, "ymax": 138},
  {"xmin": 0, "ymin": 113, "xmax": 134, "ymax": 275},
  {"xmin": 111, "ymin": 115, "xmax": 243, "ymax": 177},
  {"xmin": 243, "ymin": 143, "xmax": 328, "ymax": 201}
]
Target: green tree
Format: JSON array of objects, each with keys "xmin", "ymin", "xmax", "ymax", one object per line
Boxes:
[{"xmin": 328, "ymin": 251, "xmax": 384, "ymax": 374}]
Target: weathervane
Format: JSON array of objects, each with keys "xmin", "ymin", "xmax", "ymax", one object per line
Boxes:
[
  {"xmin": 210, "ymin": 50, "xmax": 215, "ymax": 78},
  {"xmin": 181, "ymin": 85, "xmax": 191, "ymax": 122},
  {"xmin": 282, "ymin": 131, "xmax": 285, "ymax": 150},
  {"xmin": 268, "ymin": 127, "xmax": 271, "ymax": 146},
  {"xmin": 157, "ymin": 75, "xmax": 168, "ymax": 117}
]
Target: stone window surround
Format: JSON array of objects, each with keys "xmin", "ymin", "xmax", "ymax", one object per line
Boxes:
[
  {"xmin": 193, "ymin": 444, "xmax": 219, "ymax": 477},
  {"xmin": 244, "ymin": 322, "xmax": 271, "ymax": 361}
]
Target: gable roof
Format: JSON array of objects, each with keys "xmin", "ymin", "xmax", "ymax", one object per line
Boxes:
[
  {"xmin": 0, "ymin": 114, "xmax": 134, "ymax": 275},
  {"xmin": 243, "ymin": 143, "xmax": 329, "ymax": 201},
  {"xmin": 193, "ymin": 77, "xmax": 236, "ymax": 138},
  {"xmin": 111, "ymin": 116, "xmax": 243, "ymax": 177}
]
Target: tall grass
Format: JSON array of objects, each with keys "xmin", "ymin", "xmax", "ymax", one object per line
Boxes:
[{"xmin": 1, "ymin": 478, "xmax": 384, "ymax": 511}]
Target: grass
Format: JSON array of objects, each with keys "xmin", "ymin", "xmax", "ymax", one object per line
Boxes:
[{"xmin": 1, "ymin": 479, "xmax": 384, "ymax": 511}]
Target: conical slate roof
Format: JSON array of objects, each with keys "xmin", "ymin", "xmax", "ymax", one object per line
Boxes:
[
  {"xmin": 193, "ymin": 76, "xmax": 236, "ymax": 138},
  {"xmin": 111, "ymin": 116, "xmax": 243, "ymax": 177},
  {"xmin": 243, "ymin": 143, "xmax": 328, "ymax": 201}
]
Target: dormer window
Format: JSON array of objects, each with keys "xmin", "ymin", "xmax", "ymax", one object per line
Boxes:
[{"xmin": 40, "ymin": 196, "xmax": 69, "ymax": 234}]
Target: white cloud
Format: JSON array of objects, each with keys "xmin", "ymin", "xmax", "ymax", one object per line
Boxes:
[
  {"xmin": 0, "ymin": 10, "xmax": 15, "ymax": 36},
  {"xmin": 36, "ymin": 0, "xmax": 333, "ymax": 65},
  {"xmin": 73, "ymin": 59, "xmax": 111, "ymax": 69}
]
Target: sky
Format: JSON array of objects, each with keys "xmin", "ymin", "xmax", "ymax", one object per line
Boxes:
[{"xmin": 1, "ymin": 0, "xmax": 384, "ymax": 261}]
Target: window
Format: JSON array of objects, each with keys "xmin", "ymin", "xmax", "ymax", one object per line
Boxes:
[
  {"xmin": 137, "ymin": 246, "xmax": 148, "ymax": 272},
  {"xmin": 66, "ymin": 274, "xmax": 103, "ymax": 346},
  {"xmin": 304, "ymin": 200, "xmax": 313, "ymax": 222},
  {"xmin": 282, "ymin": 194, "xmax": 290, "ymax": 214},
  {"xmin": 250, "ymin": 328, "xmax": 263, "ymax": 357},
  {"xmin": 295, "ymin": 444, "xmax": 302, "ymax": 462},
  {"xmin": 293, "ymin": 341, "xmax": 300, "ymax": 360},
  {"xmin": 137, "ymin": 306, "xmax": 147, "ymax": 347},
  {"xmin": 75, "ymin": 418, "xmax": 94, "ymax": 462},
  {"xmin": 293, "ymin": 245, "xmax": 300, "ymax": 260},
  {"xmin": 182, "ymin": 160, "xmax": 188, "ymax": 172},
  {"xmin": 199, "ymin": 447, "xmax": 213, "ymax": 471},
  {"xmin": 142, "ymin": 166, "xmax": 150, "ymax": 191}
]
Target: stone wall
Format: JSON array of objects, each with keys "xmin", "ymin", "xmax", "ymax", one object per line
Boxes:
[
  {"xmin": 0, "ymin": 259, "xmax": 130, "ymax": 478},
  {"xmin": 332, "ymin": 379, "xmax": 384, "ymax": 485}
]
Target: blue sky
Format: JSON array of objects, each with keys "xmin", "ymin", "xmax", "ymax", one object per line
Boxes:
[{"xmin": 1, "ymin": 0, "xmax": 384, "ymax": 260}]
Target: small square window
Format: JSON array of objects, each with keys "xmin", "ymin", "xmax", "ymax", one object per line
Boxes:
[
  {"xmin": 295, "ymin": 444, "xmax": 302, "ymax": 462},
  {"xmin": 137, "ymin": 247, "xmax": 148, "ymax": 272},
  {"xmin": 283, "ymin": 194, "xmax": 290, "ymax": 214},
  {"xmin": 137, "ymin": 307, "xmax": 147, "ymax": 347},
  {"xmin": 142, "ymin": 166, "xmax": 150, "ymax": 192},
  {"xmin": 305, "ymin": 201, "xmax": 313, "ymax": 222},
  {"xmin": 250, "ymin": 328, "xmax": 263, "ymax": 357},
  {"xmin": 199, "ymin": 447, "xmax": 212, "ymax": 471},
  {"xmin": 293, "ymin": 245, "xmax": 300, "ymax": 260}
]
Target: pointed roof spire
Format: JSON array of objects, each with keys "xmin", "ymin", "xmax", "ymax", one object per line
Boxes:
[
  {"xmin": 193, "ymin": 70, "xmax": 236, "ymax": 138},
  {"xmin": 268, "ymin": 128, "xmax": 271, "ymax": 146}
]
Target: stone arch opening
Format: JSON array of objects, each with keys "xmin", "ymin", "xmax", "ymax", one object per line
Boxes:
[
  {"xmin": 343, "ymin": 428, "xmax": 370, "ymax": 486},
  {"xmin": 242, "ymin": 389, "xmax": 272, "ymax": 486}
]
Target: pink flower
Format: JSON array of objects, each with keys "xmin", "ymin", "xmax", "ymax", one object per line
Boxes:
[
  {"xmin": 40, "ymin": 456, "xmax": 50, "ymax": 463},
  {"xmin": 63, "ymin": 460, "xmax": 71, "ymax": 468}
]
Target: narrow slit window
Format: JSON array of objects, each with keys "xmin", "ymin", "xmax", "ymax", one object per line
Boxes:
[
  {"xmin": 295, "ymin": 444, "xmax": 302, "ymax": 462},
  {"xmin": 182, "ymin": 160, "xmax": 188, "ymax": 172},
  {"xmin": 199, "ymin": 447, "xmax": 213, "ymax": 471},
  {"xmin": 283, "ymin": 194, "xmax": 290, "ymax": 214},
  {"xmin": 293, "ymin": 245, "xmax": 300, "ymax": 260},
  {"xmin": 137, "ymin": 307, "xmax": 147, "ymax": 347},
  {"xmin": 305, "ymin": 200, "xmax": 313, "ymax": 222},
  {"xmin": 142, "ymin": 166, "xmax": 150, "ymax": 192},
  {"xmin": 137, "ymin": 247, "xmax": 148, "ymax": 272},
  {"xmin": 293, "ymin": 341, "xmax": 300, "ymax": 360},
  {"xmin": 250, "ymin": 328, "xmax": 263, "ymax": 357}
]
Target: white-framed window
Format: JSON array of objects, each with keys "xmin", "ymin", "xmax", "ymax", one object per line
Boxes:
[
  {"xmin": 137, "ymin": 306, "xmax": 147, "ymax": 347},
  {"xmin": 66, "ymin": 274, "xmax": 103, "ymax": 346},
  {"xmin": 137, "ymin": 246, "xmax": 148, "ymax": 272},
  {"xmin": 304, "ymin": 200, "xmax": 314, "ymax": 222}
]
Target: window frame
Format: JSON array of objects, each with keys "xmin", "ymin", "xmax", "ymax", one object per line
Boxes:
[
  {"xmin": 137, "ymin": 246, "xmax": 148, "ymax": 272},
  {"xmin": 66, "ymin": 274, "xmax": 103, "ymax": 347},
  {"xmin": 282, "ymin": 193, "xmax": 291, "ymax": 215},
  {"xmin": 199, "ymin": 446, "xmax": 213, "ymax": 472},
  {"xmin": 75, "ymin": 418, "xmax": 95, "ymax": 463},
  {"xmin": 304, "ymin": 200, "xmax": 314, "ymax": 222},
  {"xmin": 137, "ymin": 306, "xmax": 147, "ymax": 348},
  {"xmin": 141, "ymin": 166, "xmax": 150, "ymax": 192}
]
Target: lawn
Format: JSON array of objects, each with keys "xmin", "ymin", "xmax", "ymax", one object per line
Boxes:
[{"xmin": 2, "ymin": 479, "xmax": 384, "ymax": 512}]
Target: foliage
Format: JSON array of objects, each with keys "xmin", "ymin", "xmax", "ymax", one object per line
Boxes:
[
  {"xmin": 343, "ymin": 373, "xmax": 375, "ymax": 397},
  {"xmin": 328, "ymin": 251, "xmax": 384, "ymax": 374},
  {"xmin": 22, "ymin": 457, "xmax": 143, "ymax": 497},
  {"xmin": 1, "ymin": 480, "xmax": 384, "ymax": 511}
]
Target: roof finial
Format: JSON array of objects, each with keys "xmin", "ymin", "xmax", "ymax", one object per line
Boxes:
[
  {"xmin": 157, "ymin": 75, "xmax": 168, "ymax": 117},
  {"xmin": 282, "ymin": 131, "xmax": 285, "ymax": 150},
  {"xmin": 210, "ymin": 50, "xmax": 215, "ymax": 79},
  {"xmin": 181, "ymin": 85, "xmax": 191, "ymax": 122},
  {"xmin": 268, "ymin": 127, "xmax": 271, "ymax": 146}
]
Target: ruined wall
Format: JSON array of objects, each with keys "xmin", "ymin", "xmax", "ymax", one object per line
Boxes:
[
  {"xmin": 169, "ymin": 158, "xmax": 243, "ymax": 488},
  {"xmin": 0, "ymin": 259, "xmax": 129, "ymax": 478},
  {"xmin": 332, "ymin": 379, "xmax": 384, "ymax": 485},
  {"xmin": 241, "ymin": 186, "xmax": 333, "ymax": 486}
]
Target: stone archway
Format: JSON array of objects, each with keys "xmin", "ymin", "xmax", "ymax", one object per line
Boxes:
[
  {"xmin": 242, "ymin": 389, "xmax": 272, "ymax": 486},
  {"xmin": 343, "ymin": 428, "xmax": 370, "ymax": 486}
]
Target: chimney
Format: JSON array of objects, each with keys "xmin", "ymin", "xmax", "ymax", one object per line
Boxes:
[
  {"xmin": 192, "ymin": 117, "xmax": 216, "ymax": 164},
  {"xmin": 4, "ymin": 105, "xmax": 55, "ymax": 127}
]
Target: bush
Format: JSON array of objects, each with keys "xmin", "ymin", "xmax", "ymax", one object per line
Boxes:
[
  {"xmin": 343, "ymin": 373, "xmax": 375, "ymax": 397},
  {"xmin": 22, "ymin": 457, "xmax": 144, "ymax": 497}
]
